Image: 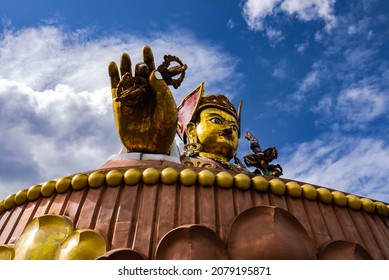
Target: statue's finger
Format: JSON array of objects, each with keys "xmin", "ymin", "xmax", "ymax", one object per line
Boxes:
[
  {"xmin": 108, "ymin": 61, "xmax": 120, "ymax": 89},
  {"xmin": 120, "ymin": 53, "xmax": 133, "ymax": 78},
  {"xmin": 142, "ymin": 45, "xmax": 156, "ymax": 72},
  {"xmin": 135, "ymin": 62, "xmax": 149, "ymax": 78}
]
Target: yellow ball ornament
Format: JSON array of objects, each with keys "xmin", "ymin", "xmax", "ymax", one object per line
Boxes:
[
  {"xmin": 124, "ymin": 169, "xmax": 141, "ymax": 185},
  {"xmin": 234, "ymin": 174, "xmax": 251, "ymax": 190},
  {"xmin": 301, "ymin": 184, "xmax": 317, "ymax": 200},
  {"xmin": 346, "ymin": 195, "xmax": 361, "ymax": 210},
  {"xmin": 374, "ymin": 202, "xmax": 388, "ymax": 217},
  {"xmin": 198, "ymin": 170, "xmax": 215, "ymax": 187},
  {"xmin": 179, "ymin": 169, "xmax": 197, "ymax": 186},
  {"xmin": 142, "ymin": 168, "xmax": 160, "ymax": 185},
  {"xmin": 0, "ymin": 201, "xmax": 5, "ymax": 214},
  {"xmin": 269, "ymin": 178, "xmax": 286, "ymax": 196},
  {"xmin": 161, "ymin": 168, "xmax": 179, "ymax": 185},
  {"xmin": 332, "ymin": 191, "xmax": 347, "ymax": 207},
  {"xmin": 71, "ymin": 174, "xmax": 88, "ymax": 190},
  {"xmin": 27, "ymin": 185, "xmax": 42, "ymax": 201},
  {"xmin": 251, "ymin": 176, "xmax": 268, "ymax": 192},
  {"xmin": 285, "ymin": 181, "xmax": 302, "ymax": 198},
  {"xmin": 216, "ymin": 171, "xmax": 233, "ymax": 189},
  {"xmin": 15, "ymin": 189, "xmax": 28, "ymax": 205},
  {"xmin": 56, "ymin": 177, "xmax": 72, "ymax": 193},
  {"xmin": 106, "ymin": 170, "xmax": 123, "ymax": 187},
  {"xmin": 317, "ymin": 188, "xmax": 332, "ymax": 204},
  {"xmin": 360, "ymin": 198, "xmax": 375, "ymax": 214},
  {"xmin": 88, "ymin": 171, "xmax": 106, "ymax": 188},
  {"xmin": 41, "ymin": 181, "xmax": 56, "ymax": 197},
  {"xmin": 4, "ymin": 194, "xmax": 16, "ymax": 210}
]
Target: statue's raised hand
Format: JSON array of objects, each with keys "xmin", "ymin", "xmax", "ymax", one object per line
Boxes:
[{"xmin": 108, "ymin": 46, "xmax": 186, "ymax": 154}]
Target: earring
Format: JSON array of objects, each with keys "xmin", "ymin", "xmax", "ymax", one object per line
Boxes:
[{"xmin": 182, "ymin": 142, "xmax": 202, "ymax": 157}]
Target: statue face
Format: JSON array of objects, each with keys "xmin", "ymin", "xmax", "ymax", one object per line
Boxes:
[{"xmin": 187, "ymin": 107, "xmax": 239, "ymax": 161}]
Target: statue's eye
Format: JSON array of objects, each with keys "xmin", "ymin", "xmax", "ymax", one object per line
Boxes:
[
  {"xmin": 210, "ymin": 118, "xmax": 222, "ymax": 124},
  {"xmin": 231, "ymin": 125, "xmax": 238, "ymax": 132}
]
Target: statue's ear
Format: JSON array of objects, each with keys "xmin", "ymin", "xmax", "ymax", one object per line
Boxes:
[{"xmin": 185, "ymin": 122, "xmax": 197, "ymax": 143}]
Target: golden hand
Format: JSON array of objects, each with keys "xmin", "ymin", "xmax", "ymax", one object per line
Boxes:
[{"xmin": 108, "ymin": 46, "xmax": 180, "ymax": 154}]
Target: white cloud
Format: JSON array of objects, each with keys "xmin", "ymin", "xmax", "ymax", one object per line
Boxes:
[
  {"xmin": 280, "ymin": 0, "xmax": 337, "ymax": 30},
  {"xmin": 343, "ymin": 47, "xmax": 377, "ymax": 68},
  {"xmin": 0, "ymin": 25, "xmax": 242, "ymax": 199},
  {"xmin": 227, "ymin": 19, "xmax": 235, "ymax": 29},
  {"xmin": 266, "ymin": 28, "xmax": 285, "ymax": 45},
  {"xmin": 336, "ymin": 86, "xmax": 387, "ymax": 128},
  {"xmin": 242, "ymin": 0, "xmax": 336, "ymax": 31},
  {"xmin": 281, "ymin": 135, "xmax": 389, "ymax": 202},
  {"xmin": 299, "ymin": 70, "xmax": 319, "ymax": 92},
  {"xmin": 242, "ymin": 0, "xmax": 282, "ymax": 30},
  {"xmin": 272, "ymin": 59, "xmax": 288, "ymax": 79},
  {"xmin": 289, "ymin": 70, "xmax": 320, "ymax": 105},
  {"xmin": 296, "ymin": 41, "xmax": 309, "ymax": 53}
]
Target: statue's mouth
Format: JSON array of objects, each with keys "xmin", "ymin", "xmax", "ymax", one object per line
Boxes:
[{"xmin": 219, "ymin": 130, "xmax": 233, "ymax": 140}]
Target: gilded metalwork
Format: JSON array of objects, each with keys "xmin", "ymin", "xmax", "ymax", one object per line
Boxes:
[
  {"xmin": 182, "ymin": 142, "xmax": 202, "ymax": 157},
  {"xmin": 55, "ymin": 229, "xmax": 107, "ymax": 260},
  {"xmin": 243, "ymin": 131, "xmax": 283, "ymax": 177},
  {"xmin": 187, "ymin": 107, "xmax": 239, "ymax": 162},
  {"xmin": 109, "ymin": 45, "xmax": 186, "ymax": 154},
  {"xmin": 13, "ymin": 215, "xmax": 74, "ymax": 260},
  {"xmin": 5, "ymin": 214, "xmax": 107, "ymax": 260},
  {"xmin": 157, "ymin": 54, "xmax": 187, "ymax": 89},
  {"xmin": 181, "ymin": 157, "xmax": 218, "ymax": 169}
]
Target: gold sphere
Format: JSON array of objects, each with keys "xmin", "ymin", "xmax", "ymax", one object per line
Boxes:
[
  {"xmin": 15, "ymin": 189, "xmax": 28, "ymax": 206},
  {"xmin": 251, "ymin": 176, "xmax": 268, "ymax": 192},
  {"xmin": 234, "ymin": 173, "xmax": 251, "ymax": 190},
  {"xmin": 27, "ymin": 185, "xmax": 42, "ymax": 201},
  {"xmin": 41, "ymin": 181, "xmax": 56, "ymax": 197},
  {"xmin": 124, "ymin": 169, "xmax": 142, "ymax": 185},
  {"xmin": 4, "ymin": 194, "xmax": 16, "ymax": 210},
  {"xmin": 106, "ymin": 170, "xmax": 124, "ymax": 187},
  {"xmin": 360, "ymin": 198, "xmax": 375, "ymax": 214},
  {"xmin": 374, "ymin": 202, "xmax": 388, "ymax": 217},
  {"xmin": 142, "ymin": 168, "xmax": 160, "ymax": 185},
  {"xmin": 179, "ymin": 169, "xmax": 197, "ymax": 186},
  {"xmin": 71, "ymin": 174, "xmax": 89, "ymax": 190},
  {"xmin": 332, "ymin": 191, "xmax": 347, "ymax": 207},
  {"xmin": 316, "ymin": 188, "xmax": 332, "ymax": 204},
  {"xmin": 301, "ymin": 184, "xmax": 317, "ymax": 200},
  {"xmin": 88, "ymin": 171, "xmax": 106, "ymax": 188},
  {"xmin": 269, "ymin": 178, "xmax": 286, "ymax": 196},
  {"xmin": 0, "ymin": 245, "xmax": 15, "ymax": 260},
  {"xmin": 285, "ymin": 181, "xmax": 302, "ymax": 198},
  {"xmin": 56, "ymin": 177, "xmax": 72, "ymax": 194},
  {"xmin": 346, "ymin": 194, "xmax": 361, "ymax": 210},
  {"xmin": 198, "ymin": 170, "xmax": 215, "ymax": 187},
  {"xmin": 161, "ymin": 168, "xmax": 179, "ymax": 185},
  {"xmin": 0, "ymin": 201, "xmax": 5, "ymax": 214},
  {"xmin": 216, "ymin": 171, "xmax": 233, "ymax": 189}
]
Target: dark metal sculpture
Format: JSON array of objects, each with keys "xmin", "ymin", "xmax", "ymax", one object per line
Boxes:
[{"xmin": 243, "ymin": 131, "xmax": 283, "ymax": 177}]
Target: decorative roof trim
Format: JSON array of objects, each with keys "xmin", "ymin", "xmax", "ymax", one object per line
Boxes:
[{"xmin": 0, "ymin": 167, "xmax": 388, "ymax": 217}]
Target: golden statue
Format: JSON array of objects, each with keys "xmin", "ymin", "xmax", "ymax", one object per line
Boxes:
[
  {"xmin": 108, "ymin": 46, "xmax": 187, "ymax": 154},
  {"xmin": 177, "ymin": 83, "xmax": 245, "ymax": 171}
]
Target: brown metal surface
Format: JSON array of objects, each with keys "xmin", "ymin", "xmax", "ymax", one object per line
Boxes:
[
  {"xmin": 1, "ymin": 164, "xmax": 389, "ymax": 260},
  {"xmin": 155, "ymin": 224, "xmax": 228, "ymax": 260},
  {"xmin": 227, "ymin": 206, "xmax": 317, "ymax": 260},
  {"xmin": 318, "ymin": 240, "xmax": 373, "ymax": 260}
]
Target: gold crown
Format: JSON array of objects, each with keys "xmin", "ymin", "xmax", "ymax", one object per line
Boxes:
[{"xmin": 177, "ymin": 83, "xmax": 242, "ymax": 141}]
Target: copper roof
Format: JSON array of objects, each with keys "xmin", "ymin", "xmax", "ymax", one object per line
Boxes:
[{"xmin": 0, "ymin": 160, "xmax": 388, "ymax": 259}]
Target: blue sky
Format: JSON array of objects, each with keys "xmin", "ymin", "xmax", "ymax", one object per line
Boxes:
[{"xmin": 0, "ymin": 0, "xmax": 388, "ymax": 202}]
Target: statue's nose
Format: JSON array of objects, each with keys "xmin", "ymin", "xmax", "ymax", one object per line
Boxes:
[{"xmin": 221, "ymin": 127, "xmax": 233, "ymax": 135}]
